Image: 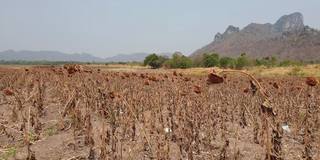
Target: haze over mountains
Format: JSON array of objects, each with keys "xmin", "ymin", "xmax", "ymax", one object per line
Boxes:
[
  {"xmin": 0, "ymin": 50, "xmax": 172, "ymax": 62},
  {"xmin": 192, "ymin": 12, "xmax": 320, "ymax": 61},
  {"xmin": 0, "ymin": 50, "xmax": 103, "ymax": 62},
  {"xmin": 1, "ymin": 12, "xmax": 319, "ymax": 62}
]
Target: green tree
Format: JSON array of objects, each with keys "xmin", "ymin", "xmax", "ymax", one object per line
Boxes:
[
  {"xmin": 143, "ymin": 53, "xmax": 167, "ymax": 69},
  {"xmin": 202, "ymin": 53, "xmax": 220, "ymax": 67},
  {"xmin": 164, "ymin": 52, "xmax": 193, "ymax": 69},
  {"xmin": 236, "ymin": 53, "xmax": 250, "ymax": 69},
  {"xmin": 220, "ymin": 57, "xmax": 236, "ymax": 68},
  {"xmin": 144, "ymin": 53, "xmax": 158, "ymax": 66}
]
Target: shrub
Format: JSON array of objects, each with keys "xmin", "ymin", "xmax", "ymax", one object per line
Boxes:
[
  {"xmin": 288, "ymin": 66, "xmax": 305, "ymax": 76},
  {"xmin": 279, "ymin": 60, "xmax": 303, "ymax": 67}
]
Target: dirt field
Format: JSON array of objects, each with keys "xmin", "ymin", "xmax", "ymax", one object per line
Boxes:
[{"xmin": 0, "ymin": 65, "xmax": 319, "ymax": 160}]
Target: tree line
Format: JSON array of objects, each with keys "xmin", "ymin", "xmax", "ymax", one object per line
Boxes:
[{"xmin": 143, "ymin": 52, "xmax": 314, "ymax": 69}]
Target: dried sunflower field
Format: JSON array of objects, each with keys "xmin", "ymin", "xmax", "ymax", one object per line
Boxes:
[{"xmin": 0, "ymin": 65, "xmax": 319, "ymax": 160}]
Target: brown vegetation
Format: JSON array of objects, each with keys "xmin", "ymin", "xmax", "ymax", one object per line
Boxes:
[{"xmin": 0, "ymin": 65, "xmax": 319, "ymax": 159}]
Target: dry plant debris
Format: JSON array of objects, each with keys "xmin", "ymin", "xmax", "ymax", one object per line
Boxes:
[{"xmin": 0, "ymin": 66, "xmax": 319, "ymax": 159}]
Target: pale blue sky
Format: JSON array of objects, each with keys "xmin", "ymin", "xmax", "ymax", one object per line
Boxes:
[{"xmin": 0, "ymin": 0, "xmax": 319, "ymax": 57}]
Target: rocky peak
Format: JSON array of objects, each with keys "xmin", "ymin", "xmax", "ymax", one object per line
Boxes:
[
  {"xmin": 273, "ymin": 12, "xmax": 304, "ymax": 33},
  {"xmin": 214, "ymin": 25, "xmax": 239, "ymax": 42},
  {"xmin": 214, "ymin": 32, "xmax": 223, "ymax": 41},
  {"xmin": 223, "ymin": 25, "xmax": 240, "ymax": 35},
  {"xmin": 192, "ymin": 12, "xmax": 320, "ymax": 61}
]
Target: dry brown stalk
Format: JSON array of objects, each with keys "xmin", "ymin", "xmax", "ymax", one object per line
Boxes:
[{"xmin": 207, "ymin": 68, "xmax": 282, "ymax": 160}]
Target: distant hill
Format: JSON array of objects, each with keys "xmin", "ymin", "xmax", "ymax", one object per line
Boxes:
[
  {"xmin": 191, "ymin": 12, "xmax": 320, "ymax": 61},
  {"xmin": 105, "ymin": 53, "xmax": 149, "ymax": 62},
  {"xmin": 0, "ymin": 50, "xmax": 104, "ymax": 62},
  {"xmin": 0, "ymin": 50, "xmax": 172, "ymax": 62},
  {"xmin": 104, "ymin": 52, "xmax": 172, "ymax": 62}
]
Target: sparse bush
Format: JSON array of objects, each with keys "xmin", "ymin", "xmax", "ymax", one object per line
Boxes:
[
  {"xmin": 255, "ymin": 56, "xmax": 277, "ymax": 67},
  {"xmin": 288, "ymin": 66, "xmax": 305, "ymax": 76},
  {"xmin": 279, "ymin": 60, "xmax": 303, "ymax": 67}
]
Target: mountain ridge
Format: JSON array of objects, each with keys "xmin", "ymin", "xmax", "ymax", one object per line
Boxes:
[
  {"xmin": 0, "ymin": 50, "xmax": 172, "ymax": 62},
  {"xmin": 0, "ymin": 50, "xmax": 104, "ymax": 62},
  {"xmin": 192, "ymin": 12, "xmax": 320, "ymax": 61}
]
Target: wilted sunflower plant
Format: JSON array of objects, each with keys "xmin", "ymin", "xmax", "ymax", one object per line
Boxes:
[{"xmin": 207, "ymin": 68, "xmax": 283, "ymax": 160}]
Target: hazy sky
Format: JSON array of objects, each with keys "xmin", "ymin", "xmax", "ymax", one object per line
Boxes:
[{"xmin": 0, "ymin": 0, "xmax": 319, "ymax": 57}]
